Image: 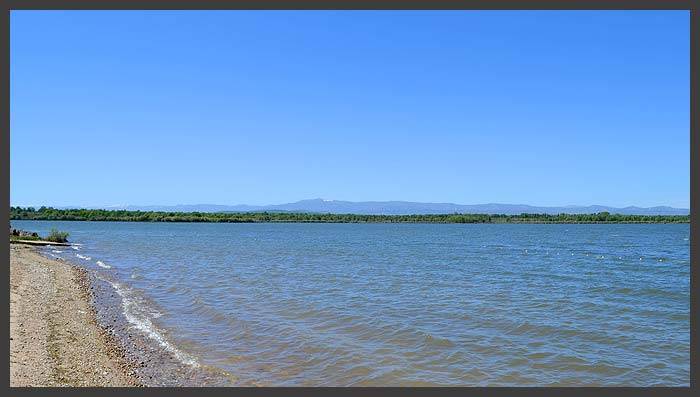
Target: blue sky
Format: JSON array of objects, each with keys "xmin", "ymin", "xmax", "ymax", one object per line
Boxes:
[{"xmin": 11, "ymin": 11, "xmax": 689, "ymax": 208}]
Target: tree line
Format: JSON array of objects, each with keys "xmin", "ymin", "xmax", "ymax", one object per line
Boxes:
[{"xmin": 9, "ymin": 207, "xmax": 689, "ymax": 224}]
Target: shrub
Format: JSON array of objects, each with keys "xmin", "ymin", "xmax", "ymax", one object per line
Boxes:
[
  {"xmin": 46, "ymin": 229, "xmax": 69, "ymax": 243},
  {"xmin": 9, "ymin": 234, "xmax": 41, "ymax": 241}
]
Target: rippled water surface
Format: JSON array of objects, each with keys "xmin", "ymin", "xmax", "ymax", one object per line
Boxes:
[{"xmin": 13, "ymin": 221, "xmax": 690, "ymax": 386}]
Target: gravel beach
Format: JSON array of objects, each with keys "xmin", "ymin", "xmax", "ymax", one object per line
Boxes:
[{"xmin": 10, "ymin": 244, "xmax": 140, "ymax": 387}]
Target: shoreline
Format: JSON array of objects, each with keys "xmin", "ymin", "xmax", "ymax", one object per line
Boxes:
[
  {"xmin": 10, "ymin": 239, "xmax": 71, "ymax": 246},
  {"xmin": 10, "ymin": 244, "xmax": 236, "ymax": 387},
  {"xmin": 10, "ymin": 244, "xmax": 140, "ymax": 387}
]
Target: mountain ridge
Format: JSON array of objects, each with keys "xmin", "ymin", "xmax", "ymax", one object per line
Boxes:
[{"xmin": 46, "ymin": 198, "xmax": 689, "ymax": 216}]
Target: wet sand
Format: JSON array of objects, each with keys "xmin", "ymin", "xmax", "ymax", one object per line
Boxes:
[
  {"xmin": 10, "ymin": 244, "xmax": 140, "ymax": 387},
  {"xmin": 10, "ymin": 243, "xmax": 236, "ymax": 387}
]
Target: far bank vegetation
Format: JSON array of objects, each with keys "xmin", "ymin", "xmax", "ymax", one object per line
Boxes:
[{"xmin": 10, "ymin": 207, "xmax": 689, "ymax": 224}]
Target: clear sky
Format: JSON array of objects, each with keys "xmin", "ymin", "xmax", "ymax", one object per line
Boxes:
[{"xmin": 10, "ymin": 10, "xmax": 689, "ymax": 208}]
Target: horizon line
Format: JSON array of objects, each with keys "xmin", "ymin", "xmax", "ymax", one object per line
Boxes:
[{"xmin": 9, "ymin": 199, "xmax": 690, "ymax": 210}]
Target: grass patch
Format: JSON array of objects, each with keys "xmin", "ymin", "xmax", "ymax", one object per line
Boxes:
[{"xmin": 46, "ymin": 229, "xmax": 69, "ymax": 243}]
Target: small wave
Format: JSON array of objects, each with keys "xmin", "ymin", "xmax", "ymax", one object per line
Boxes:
[
  {"xmin": 423, "ymin": 333, "xmax": 455, "ymax": 348},
  {"xmin": 76, "ymin": 253, "xmax": 91, "ymax": 261},
  {"xmin": 71, "ymin": 245, "xmax": 81, "ymax": 251},
  {"xmin": 107, "ymin": 280, "xmax": 199, "ymax": 368},
  {"xmin": 51, "ymin": 250, "xmax": 64, "ymax": 253},
  {"xmin": 96, "ymin": 260, "xmax": 111, "ymax": 269}
]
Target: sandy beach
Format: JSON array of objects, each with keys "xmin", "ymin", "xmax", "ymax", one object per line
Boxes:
[{"xmin": 9, "ymin": 244, "xmax": 139, "ymax": 387}]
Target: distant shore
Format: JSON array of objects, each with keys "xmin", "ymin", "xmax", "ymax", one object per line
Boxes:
[
  {"xmin": 10, "ymin": 245, "xmax": 139, "ymax": 387},
  {"xmin": 10, "ymin": 207, "xmax": 690, "ymax": 224}
]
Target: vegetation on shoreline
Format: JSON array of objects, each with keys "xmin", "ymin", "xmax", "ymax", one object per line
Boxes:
[
  {"xmin": 10, "ymin": 234, "xmax": 41, "ymax": 241},
  {"xmin": 10, "ymin": 226, "xmax": 70, "ymax": 243},
  {"xmin": 10, "ymin": 207, "xmax": 689, "ymax": 224},
  {"xmin": 46, "ymin": 228, "xmax": 70, "ymax": 243},
  {"xmin": 9, "ymin": 227, "xmax": 40, "ymax": 241}
]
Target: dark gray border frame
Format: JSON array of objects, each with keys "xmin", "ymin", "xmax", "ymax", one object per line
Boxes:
[
  {"xmin": 2, "ymin": 0, "xmax": 698, "ymax": 10},
  {"xmin": 2, "ymin": 0, "xmax": 696, "ymax": 395}
]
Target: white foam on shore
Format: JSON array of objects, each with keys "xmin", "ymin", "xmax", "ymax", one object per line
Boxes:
[
  {"xmin": 52, "ymin": 250, "xmax": 64, "ymax": 253},
  {"xmin": 76, "ymin": 254, "xmax": 91, "ymax": 261},
  {"xmin": 96, "ymin": 260, "xmax": 111, "ymax": 269},
  {"xmin": 106, "ymin": 279, "xmax": 199, "ymax": 368}
]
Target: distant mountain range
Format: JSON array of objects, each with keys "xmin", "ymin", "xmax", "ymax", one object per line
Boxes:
[{"xmin": 57, "ymin": 199, "xmax": 689, "ymax": 216}]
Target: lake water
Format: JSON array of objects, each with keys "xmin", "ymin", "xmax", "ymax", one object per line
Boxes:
[{"xmin": 12, "ymin": 221, "xmax": 690, "ymax": 386}]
